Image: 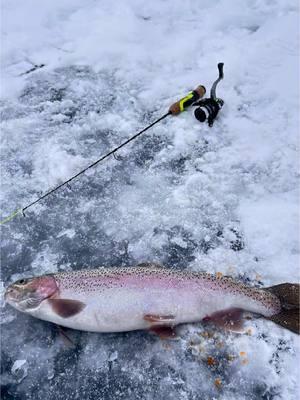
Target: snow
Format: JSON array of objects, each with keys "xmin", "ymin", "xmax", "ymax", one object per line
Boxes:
[{"xmin": 1, "ymin": 0, "xmax": 299, "ymax": 399}]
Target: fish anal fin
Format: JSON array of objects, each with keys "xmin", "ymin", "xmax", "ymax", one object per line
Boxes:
[
  {"xmin": 149, "ymin": 326, "xmax": 177, "ymax": 339},
  {"xmin": 48, "ymin": 299, "xmax": 86, "ymax": 318},
  {"xmin": 202, "ymin": 308, "xmax": 245, "ymax": 332},
  {"xmin": 144, "ymin": 314, "xmax": 175, "ymax": 324}
]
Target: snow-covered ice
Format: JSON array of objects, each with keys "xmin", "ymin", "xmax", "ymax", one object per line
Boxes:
[{"xmin": 1, "ymin": 0, "xmax": 299, "ymax": 399}]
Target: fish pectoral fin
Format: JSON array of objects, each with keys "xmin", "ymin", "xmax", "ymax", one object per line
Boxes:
[
  {"xmin": 48, "ymin": 299, "xmax": 86, "ymax": 318},
  {"xmin": 144, "ymin": 314, "xmax": 176, "ymax": 324},
  {"xmin": 202, "ymin": 308, "xmax": 245, "ymax": 332},
  {"xmin": 149, "ymin": 326, "xmax": 177, "ymax": 339},
  {"xmin": 56, "ymin": 325, "xmax": 75, "ymax": 348}
]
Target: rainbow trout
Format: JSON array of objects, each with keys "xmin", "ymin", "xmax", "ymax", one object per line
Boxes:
[{"xmin": 4, "ymin": 264, "xmax": 299, "ymax": 337}]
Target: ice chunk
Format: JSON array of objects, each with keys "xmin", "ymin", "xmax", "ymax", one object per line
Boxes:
[
  {"xmin": 108, "ymin": 351, "xmax": 118, "ymax": 362},
  {"xmin": 11, "ymin": 359, "xmax": 28, "ymax": 383}
]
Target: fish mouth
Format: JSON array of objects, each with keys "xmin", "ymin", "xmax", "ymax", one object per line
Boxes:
[
  {"xmin": 4, "ymin": 284, "xmax": 36, "ymax": 310},
  {"xmin": 4, "ymin": 285, "xmax": 25, "ymax": 311},
  {"xmin": 4, "ymin": 285, "xmax": 20, "ymax": 303},
  {"xmin": 4, "ymin": 275, "xmax": 59, "ymax": 311}
]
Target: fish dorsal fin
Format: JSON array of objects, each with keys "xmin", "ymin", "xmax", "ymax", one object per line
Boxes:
[
  {"xmin": 136, "ymin": 262, "xmax": 164, "ymax": 269},
  {"xmin": 48, "ymin": 299, "xmax": 86, "ymax": 318}
]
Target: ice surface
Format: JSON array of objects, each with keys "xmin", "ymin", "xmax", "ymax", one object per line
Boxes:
[{"xmin": 1, "ymin": 0, "xmax": 299, "ymax": 399}]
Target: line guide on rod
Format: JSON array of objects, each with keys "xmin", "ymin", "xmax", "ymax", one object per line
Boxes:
[{"xmin": 0, "ymin": 63, "xmax": 224, "ymax": 225}]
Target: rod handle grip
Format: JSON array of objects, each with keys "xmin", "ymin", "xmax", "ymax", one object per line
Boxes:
[{"xmin": 169, "ymin": 85, "xmax": 206, "ymax": 115}]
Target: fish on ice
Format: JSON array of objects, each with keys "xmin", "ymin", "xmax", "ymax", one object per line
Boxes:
[{"xmin": 4, "ymin": 264, "xmax": 299, "ymax": 338}]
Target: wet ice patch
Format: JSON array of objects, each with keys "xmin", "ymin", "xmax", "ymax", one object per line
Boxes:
[{"xmin": 57, "ymin": 229, "xmax": 76, "ymax": 239}]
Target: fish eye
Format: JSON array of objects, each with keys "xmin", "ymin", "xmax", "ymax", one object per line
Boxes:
[{"xmin": 16, "ymin": 278, "xmax": 28, "ymax": 285}]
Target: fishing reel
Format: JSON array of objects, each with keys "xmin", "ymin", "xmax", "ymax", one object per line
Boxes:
[
  {"xmin": 193, "ymin": 63, "xmax": 224, "ymax": 127},
  {"xmin": 193, "ymin": 97, "xmax": 224, "ymax": 127}
]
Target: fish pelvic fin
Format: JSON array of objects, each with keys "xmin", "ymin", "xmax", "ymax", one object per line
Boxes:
[
  {"xmin": 144, "ymin": 314, "xmax": 177, "ymax": 339},
  {"xmin": 144, "ymin": 314, "xmax": 175, "ymax": 324},
  {"xmin": 266, "ymin": 283, "xmax": 300, "ymax": 334},
  {"xmin": 149, "ymin": 326, "xmax": 177, "ymax": 339}
]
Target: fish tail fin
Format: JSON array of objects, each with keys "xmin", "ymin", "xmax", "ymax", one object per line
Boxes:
[{"xmin": 266, "ymin": 283, "xmax": 299, "ymax": 334}]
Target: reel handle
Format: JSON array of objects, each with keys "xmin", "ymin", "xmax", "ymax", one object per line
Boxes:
[
  {"xmin": 210, "ymin": 62, "xmax": 224, "ymax": 100},
  {"xmin": 169, "ymin": 85, "xmax": 206, "ymax": 115},
  {"xmin": 217, "ymin": 63, "xmax": 224, "ymax": 79}
]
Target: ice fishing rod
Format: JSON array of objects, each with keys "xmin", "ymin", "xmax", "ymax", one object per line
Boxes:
[{"xmin": 0, "ymin": 63, "xmax": 224, "ymax": 225}]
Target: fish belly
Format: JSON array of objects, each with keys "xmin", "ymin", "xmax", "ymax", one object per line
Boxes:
[{"xmin": 30, "ymin": 286, "xmax": 222, "ymax": 332}]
